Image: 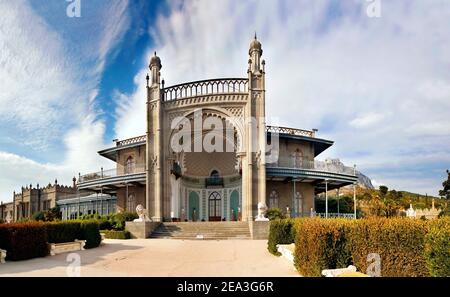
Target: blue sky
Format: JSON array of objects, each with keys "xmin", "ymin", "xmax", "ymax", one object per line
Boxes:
[{"xmin": 1, "ymin": 0, "xmax": 449, "ymax": 202}]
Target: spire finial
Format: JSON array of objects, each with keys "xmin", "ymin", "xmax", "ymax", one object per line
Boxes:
[
  {"xmin": 254, "ymin": 32, "xmax": 257, "ymax": 40},
  {"xmin": 154, "ymin": 51, "xmax": 157, "ymax": 56}
]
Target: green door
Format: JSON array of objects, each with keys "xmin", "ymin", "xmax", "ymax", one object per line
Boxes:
[
  {"xmin": 230, "ymin": 190, "xmax": 239, "ymax": 221},
  {"xmin": 188, "ymin": 191, "xmax": 200, "ymax": 221}
]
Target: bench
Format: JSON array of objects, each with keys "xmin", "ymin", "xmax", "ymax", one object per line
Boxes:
[
  {"xmin": 322, "ymin": 265, "xmax": 367, "ymax": 277},
  {"xmin": 48, "ymin": 240, "xmax": 86, "ymax": 256}
]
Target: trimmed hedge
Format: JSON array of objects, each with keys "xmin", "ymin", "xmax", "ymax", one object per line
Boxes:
[
  {"xmin": 286, "ymin": 218, "xmax": 449, "ymax": 277},
  {"xmin": 294, "ymin": 218, "xmax": 352, "ymax": 277},
  {"xmin": 46, "ymin": 221, "xmax": 81, "ymax": 243},
  {"xmin": 425, "ymin": 217, "xmax": 450, "ymax": 276},
  {"xmin": 349, "ymin": 218, "xmax": 429, "ymax": 277},
  {"xmin": 268, "ymin": 219, "xmax": 295, "ymax": 255},
  {"xmin": 80, "ymin": 221, "xmax": 101, "ymax": 249},
  {"xmin": 103, "ymin": 230, "xmax": 131, "ymax": 240},
  {"xmin": 0, "ymin": 222, "xmax": 49, "ymax": 261}
]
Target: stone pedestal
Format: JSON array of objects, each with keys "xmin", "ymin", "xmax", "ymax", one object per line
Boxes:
[
  {"xmin": 125, "ymin": 221, "xmax": 161, "ymax": 239},
  {"xmin": 249, "ymin": 220, "xmax": 270, "ymax": 239}
]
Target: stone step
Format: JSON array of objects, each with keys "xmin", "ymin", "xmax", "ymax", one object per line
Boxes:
[{"xmin": 150, "ymin": 222, "xmax": 251, "ymax": 240}]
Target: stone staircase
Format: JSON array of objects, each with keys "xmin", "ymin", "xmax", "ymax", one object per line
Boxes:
[{"xmin": 149, "ymin": 222, "xmax": 251, "ymax": 240}]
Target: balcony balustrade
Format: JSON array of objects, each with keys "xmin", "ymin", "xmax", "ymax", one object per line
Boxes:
[
  {"xmin": 266, "ymin": 125, "xmax": 315, "ymax": 138},
  {"xmin": 162, "ymin": 78, "xmax": 248, "ymax": 101},
  {"xmin": 78, "ymin": 163, "xmax": 146, "ymax": 183},
  {"xmin": 267, "ymin": 156, "xmax": 356, "ymax": 176}
]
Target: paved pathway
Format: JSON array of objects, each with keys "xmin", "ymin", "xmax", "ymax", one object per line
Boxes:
[{"xmin": 0, "ymin": 239, "xmax": 299, "ymax": 277}]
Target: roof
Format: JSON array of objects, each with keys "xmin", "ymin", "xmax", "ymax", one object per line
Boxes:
[
  {"xmin": 98, "ymin": 135, "xmax": 146, "ymax": 162},
  {"xmin": 266, "ymin": 126, "xmax": 333, "ymax": 157}
]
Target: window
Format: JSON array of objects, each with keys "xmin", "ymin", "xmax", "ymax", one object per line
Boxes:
[
  {"xmin": 295, "ymin": 149, "xmax": 303, "ymax": 168},
  {"xmin": 125, "ymin": 156, "xmax": 134, "ymax": 174},
  {"xmin": 269, "ymin": 190, "xmax": 279, "ymax": 209},
  {"xmin": 126, "ymin": 194, "xmax": 135, "ymax": 212},
  {"xmin": 294, "ymin": 192, "xmax": 303, "ymax": 217}
]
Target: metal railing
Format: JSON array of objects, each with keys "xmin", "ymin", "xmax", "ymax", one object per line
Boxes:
[
  {"xmin": 163, "ymin": 78, "xmax": 248, "ymax": 101},
  {"xmin": 266, "ymin": 126, "xmax": 315, "ymax": 138},
  {"xmin": 79, "ymin": 163, "xmax": 146, "ymax": 183},
  {"xmin": 315, "ymin": 213, "xmax": 356, "ymax": 219},
  {"xmin": 116, "ymin": 135, "xmax": 146, "ymax": 147},
  {"xmin": 267, "ymin": 156, "xmax": 356, "ymax": 175}
]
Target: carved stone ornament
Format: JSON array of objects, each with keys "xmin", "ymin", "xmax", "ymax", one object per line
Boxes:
[
  {"xmin": 133, "ymin": 204, "xmax": 151, "ymax": 222},
  {"xmin": 255, "ymin": 202, "xmax": 269, "ymax": 221}
]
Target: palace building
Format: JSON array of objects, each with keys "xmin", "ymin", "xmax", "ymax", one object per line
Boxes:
[{"xmin": 76, "ymin": 36, "xmax": 358, "ymax": 222}]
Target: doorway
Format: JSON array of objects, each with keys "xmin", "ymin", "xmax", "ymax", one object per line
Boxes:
[{"xmin": 208, "ymin": 191, "xmax": 222, "ymax": 221}]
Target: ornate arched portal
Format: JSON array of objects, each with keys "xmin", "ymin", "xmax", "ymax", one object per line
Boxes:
[{"xmin": 166, "ymin": 109, "xmax": 243, "ymax": 221}]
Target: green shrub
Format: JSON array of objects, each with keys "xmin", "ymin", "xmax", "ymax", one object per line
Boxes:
[
  {"xmin": 0, "ymin": 222, "xmax": 49, "ymax": 261},
  {"xmin": 98, "ymin": 219, "xmax": 112, "ymax": 230},
  {"xmin": 32, "ymin": 211, "xmax": 46, "ymax": 221},
  {"xmin": 268, "ymin": 219, "xmax": 295, "ymax": 255},
  {"xmin": 80, "ymin": 221, "xmax": 101, "ymax": 249},
  {"xmin": 110, "ymin": 212, "xmax": 138, "ymax": 230},
  {"xmin": 425, "ymin": 217, "xmax": 450, "ymax": 276},
  {"xmin": 294, "ymin": 218, "xmax": 352, "ymax": 277},
  {"xmin": 78, "ymin": 212, "xmax": 137, "ymax": 231},
  {"xmin": 46, "ymin": 221, "xmax": 82, "ymax": 243},
  {"xmin": 348, "ymin": 218, "xmax": 429, "ymax": 277},
  {"xmin": 103, "ymin": 230, "xmax": 131, "ymax": 240},
  {"xmin": 265, "ymin": 208, "xmax": 285, "ymax": 220},
  {"xmin": 0, "ymin": 218, "xmax": 4, "ymax": 224}
]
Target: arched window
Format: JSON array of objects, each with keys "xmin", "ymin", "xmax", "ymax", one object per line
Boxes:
[
  {"xmin": 210, "ymin": 170, "xmax": 220, "ymax": 177},
  {"xmin": 269, "ymin": 190, "xmax": 279, "ymax": 209},
  {"xmin": 126, "ymin": 194, "xmax": 135, "ymax": 212},
  {"xmin": 294, "ymin": 192, "xmax": 303, "ymax": 217},
  {"xmin": 125, "ymin": 156, "xmax": 134, "ymax": 174}
]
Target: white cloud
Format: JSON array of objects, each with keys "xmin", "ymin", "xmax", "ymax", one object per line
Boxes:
[
  {"xmin": 113, "ymin": 69, "xmax": 148, "ymax": 139},
  {"xmin": 114, "ymin": 0, "xmax": 450, "ymax": 195},
  {"xmin": 0, "ymin": 0, "xmax": 129, "ymax": 201},
  {"xmin": 349, "ymin": 112, "xmax": 386, "ymax": 128}
]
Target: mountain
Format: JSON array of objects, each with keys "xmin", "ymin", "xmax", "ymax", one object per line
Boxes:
[{"xmin": 315, "ymin": 158, "xmax": 374, "ymax": 189}]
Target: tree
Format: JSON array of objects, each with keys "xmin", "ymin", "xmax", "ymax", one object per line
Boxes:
[
  {"xmin": 379, "ymin": 185, "xmax": 388, "ymax": 196},
  {"xmin": 439, "ymin": 170, "xmax": 450, "ymax": 200},
  {"xmin": 438, "ymin": 170, "xmax": 450, "ymax": 217}
]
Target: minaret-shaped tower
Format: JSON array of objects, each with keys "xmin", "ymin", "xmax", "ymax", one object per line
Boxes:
[
  {"xmin": 243, "ymin": 34, "xmax": 267, "ymax": 221},
  {"xmin": 146, "ymin": 52, "xmax": 164, "ymax": 221}
]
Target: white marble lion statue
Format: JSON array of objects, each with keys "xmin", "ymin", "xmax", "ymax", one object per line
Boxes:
[{"xmin": 133, "ymin": 204, "xmax": 151, "ymax": 222}]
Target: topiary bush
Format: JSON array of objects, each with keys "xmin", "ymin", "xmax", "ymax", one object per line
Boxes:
[
  {"xmin": 265, "ymin": 208, "xmax": 285, "ymax": 220},
  {"xmin": 80, "ymin": 221, "xmax": 101, "ymax": 249},
  {"xmin": 425, "ymin": 217, "xmax": 450, "ymax": 276},
  {"xmin": 0, "ymin": 222, "xmax": 49, "ymax": 261},
  {"xmin": 46, "ymin": 221, "xmax": 82, "ymax": 243},
  {"xmin": 294, "ymin": 218, "xmax": 352, "ymax": 277},
  {"xmin": 103, "ymin": 230, "xmax": 131, "ymax": 240},
  {"xmin": 268, "ymin": 219, "xmax": 295, "ymax": 255},
  {"xmin": 348, "ymin": 218, "xmax": 429, "ymax": 277}
]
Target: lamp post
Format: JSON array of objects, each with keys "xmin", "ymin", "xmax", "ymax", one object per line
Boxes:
[
  {"xmin": 353, "ymin": 164, "xmax": 357, "ymax": 219},
  {"xmin": 325, "ymin": 179, "xmax": 328, "ymax": 218},
  {"xmin": 337, "ymin": 188, "xmax": 340, "ymax": 215}
]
